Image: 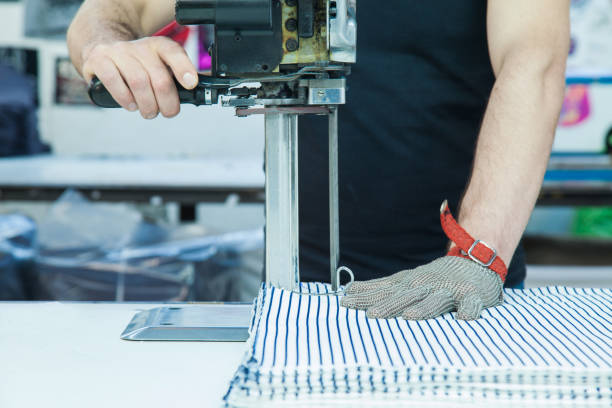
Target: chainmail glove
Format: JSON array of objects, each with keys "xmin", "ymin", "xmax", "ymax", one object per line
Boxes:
[{"xmin": 341, "ymin": 256, "xmax": 504, "ymax": 321}]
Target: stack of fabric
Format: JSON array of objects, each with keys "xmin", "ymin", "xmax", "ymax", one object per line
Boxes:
[{"xmin": 223, "ymin": 283, "xmax": 611, "ymax": 407}]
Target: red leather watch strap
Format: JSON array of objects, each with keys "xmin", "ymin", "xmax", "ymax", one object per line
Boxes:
[{"xmin": 440, "ymin": 200, "xmax": 508, "ymax": 282}]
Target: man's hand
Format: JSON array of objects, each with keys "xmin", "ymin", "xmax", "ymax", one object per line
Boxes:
[
  {"xmin": 81, "ymin": 37, "xmax": 198, "ymax": 119},
  {"xmin": 67, "ymin": 0, "xmax": 193, "ymax": 118},
  {"xmin": 341, "ymin": 256, "xmax": 503, "ymax": 320}
]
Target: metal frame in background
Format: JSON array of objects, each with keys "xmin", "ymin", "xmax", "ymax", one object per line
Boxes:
[{"xmin": 539, "ymin": 154, "xmax": 612, "ymax": 206}]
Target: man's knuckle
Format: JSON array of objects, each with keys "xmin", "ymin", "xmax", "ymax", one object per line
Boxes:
[
  {"xmin": 151, "ymin": 75, "xmax": 173, "ymax": 92},
  {"xmin": 127, "ymin": 73, "xmax": 148, "ymax": 91},
  {"xmin": 83, "ymin": 56, "xmax": 99, "ymax": 70},
  {"xmin": 110, "ymin": 39, "xmax": 128, "ymax": 48},
  {"xmin": 134, "ymin": 40, "xmax": 153, "ymax": 55},
  {"xmin": 157, "ymin": 39, "xmax": 181, "ymax": 54},
  {"xmin": 154, "ymin": 36, "xmax": 173, "ymax": 46},
  {"xmin": 115, "ymin": 42, "xmax": 132, "ymax": 53},
  {"xmin": 91, "ymin": 44, "xmax": 109, "ymax": 57},
  {"xmin": 95, "ymin": 70, "xmax": 117, "ymax": 86},
  {"xmin": 116, "ymin": 89, "xmax": 133, "ymax": 104}
]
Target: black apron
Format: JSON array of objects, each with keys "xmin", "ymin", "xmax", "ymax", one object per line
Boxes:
[{"xmin": 297, "ymin": 0, "xmax": 526, "ymax": 288}]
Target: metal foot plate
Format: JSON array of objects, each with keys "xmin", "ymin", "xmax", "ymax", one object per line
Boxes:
[{"xmin": 120, "ymin": 304, "xmax": 252, "ymax": 342}]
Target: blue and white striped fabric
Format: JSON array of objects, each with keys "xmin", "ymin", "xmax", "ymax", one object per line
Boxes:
[{"xmin": 223, "ymin": 284, "xmax": 612, "ymax": 407}]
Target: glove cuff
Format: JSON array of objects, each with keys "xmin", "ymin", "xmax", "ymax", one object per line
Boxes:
[{"xmin": 440, "ymin": 200, "xmax": 508, "ymax": 282}]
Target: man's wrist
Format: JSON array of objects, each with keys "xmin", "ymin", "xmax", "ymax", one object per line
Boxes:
[
  {"xmin": 440, "ymin": 201, "xmax": 508, "ymax": 282},
  {"xmin": 453, "ymin": 217, "xmax": 512, "ymax": 265}
]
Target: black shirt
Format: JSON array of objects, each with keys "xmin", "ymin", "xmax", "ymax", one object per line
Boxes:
[{"xmin": 297, "ymin": 0, "xmax": 526, "ymax": 288}]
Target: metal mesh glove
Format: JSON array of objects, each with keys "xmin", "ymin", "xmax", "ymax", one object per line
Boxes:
[{"xmin": 341, "ymin": 256, "xmax": 504, "ymax": 320}]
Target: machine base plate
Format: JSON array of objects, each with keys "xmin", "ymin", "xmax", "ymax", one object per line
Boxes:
[{"xmin": 120, "ymin": 304, "xmax": 252, "ymax": 341}]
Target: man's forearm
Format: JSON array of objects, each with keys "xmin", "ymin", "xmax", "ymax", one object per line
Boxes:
[
  {"xmin": 457, "ymin": 54, "xmax": 567, "ymax": 265},
  {"xmin": 68, "ymin": 0, "xmax": 143, "ymax": 75}
]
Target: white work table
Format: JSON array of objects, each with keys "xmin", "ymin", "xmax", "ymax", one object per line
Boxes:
[
  {"xmin": 0, "ymin": 156, "xmax": 264, "ymax": 189},
  {"xmin": 0, "ymin": 155, "xmax": 265, "ymax": 203},
  {"xmin": 0, "ymin": 302, "xmax": 247, "ymax": 408}
]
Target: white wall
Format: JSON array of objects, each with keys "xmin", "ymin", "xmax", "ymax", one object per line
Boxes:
[
  {"xmin": 0, "ymin": 1, "xmax": 265, "ymax": 159},
  {"xmin": 47, "ymin": 104, "xmax": 264, "ymax": 158}
]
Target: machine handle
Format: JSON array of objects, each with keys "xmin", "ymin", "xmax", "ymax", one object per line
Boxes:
[{"xmin": 88, "ymin": 75, "xmax": 219, "ymax": 108}]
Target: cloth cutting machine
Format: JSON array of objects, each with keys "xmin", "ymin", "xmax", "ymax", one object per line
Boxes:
[{"xmin": 88, "ymin": 0, "xmax": 357, "ymax": 340}]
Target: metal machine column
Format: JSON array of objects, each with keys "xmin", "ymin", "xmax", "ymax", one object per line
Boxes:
[
  {"xmin": 329, "ymin": 107, "xmax": 340, "ymax": 291},
  {"xmin": 265, "ymin": 112, "xmax": 300, "ymax": 291}
]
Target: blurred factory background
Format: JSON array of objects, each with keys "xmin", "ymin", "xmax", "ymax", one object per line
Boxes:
[{"xmin": 0, "ymin": 0, "xmax": 611, "ymax": 302}]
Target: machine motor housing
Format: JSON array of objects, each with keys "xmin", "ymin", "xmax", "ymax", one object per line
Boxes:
[{"xmin": 175, "ymin": 0, "xmax": 356, "ymax": 76}]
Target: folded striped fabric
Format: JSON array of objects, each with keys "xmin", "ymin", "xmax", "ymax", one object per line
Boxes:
[{"xmin": 223, "ymin": 284, "xmax": 612, "ymax": 407}]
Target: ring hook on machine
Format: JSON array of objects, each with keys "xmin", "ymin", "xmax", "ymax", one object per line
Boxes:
[{"xmin": 290, "ymin": 266, "xmax": 354, "ymax": 297}]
